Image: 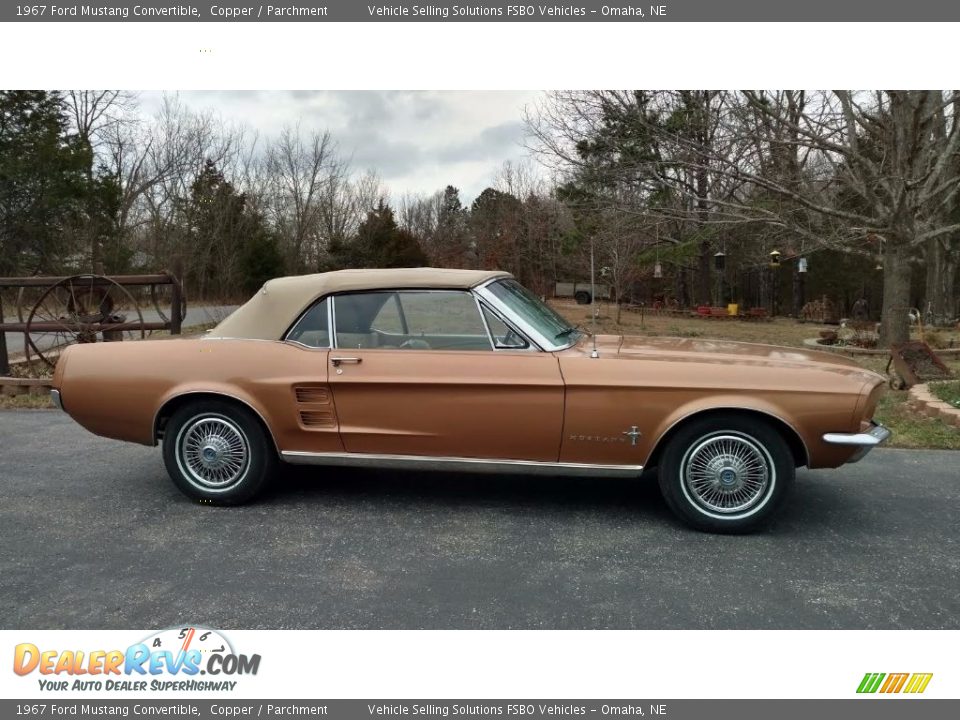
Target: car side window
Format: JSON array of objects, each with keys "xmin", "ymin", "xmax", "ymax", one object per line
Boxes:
[
  {"xmin": 334, "ymin": 290, "xmax": 492, "ymax": 351},
  {"xmin": 371, "ymin": 294, "xmax": 405, "ymax": 334},
  {"xmin": 286, "ymin": 297, "xmax": 329, "ymax": 348}
]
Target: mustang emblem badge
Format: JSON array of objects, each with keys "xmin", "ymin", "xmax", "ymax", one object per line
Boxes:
[{"xmin": 622, "ymin": 426, "xmax": 642, "ymax": 446}]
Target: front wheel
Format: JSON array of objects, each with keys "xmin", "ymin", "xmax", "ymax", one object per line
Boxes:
[
  {"xmin": 162, "ymin": 399, "xmax": 276, "ymax": 504},
  {"xmin": 657, "ymin": 415, "xmax": 794, "ymax": 533}
]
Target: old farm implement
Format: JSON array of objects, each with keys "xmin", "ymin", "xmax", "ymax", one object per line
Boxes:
[
  {"xmin": 887, "ymin": 340, "xmax": 954, "ymax": 389},
  {"xmin": 0, "ymin": 273, "xmax": 185, "ymax": 373}
]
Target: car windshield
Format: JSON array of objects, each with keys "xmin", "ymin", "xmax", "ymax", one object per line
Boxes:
[{"xmin": 486, "ymin": 279, "xmax": 584, "ymax": 348}]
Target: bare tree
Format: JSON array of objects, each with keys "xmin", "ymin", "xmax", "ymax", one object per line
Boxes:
[
  {"xmin": 130, "ymin": 95, "xmax": 246, "ymax": 285},
  {"xmin": 264, "ymin": 125, "xmax": 343, "ymax": 272},
  {"xmin": 529, "ymin": 89, "xmax": 960, "ymax": 345},
  {"xmin": 63, "ymin": 91, "xmax": 137, "ymax": 271},
  {"xmin": 594, "ymin": 204, "xmax": 649, "ymax": 324}
]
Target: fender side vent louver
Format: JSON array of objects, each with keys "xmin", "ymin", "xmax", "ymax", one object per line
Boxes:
[
  {"xmin": 299, "ymin": 410, "xmax": 335, "ymax": 428},
  {"xmin": 295, "ymin": 386, "xmax": 330, "ymax": 404}
]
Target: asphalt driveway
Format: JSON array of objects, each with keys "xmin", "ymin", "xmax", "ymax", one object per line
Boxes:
[{"xmin": 1, "ymin": 410, "xmax": 957, "ymax": 629}]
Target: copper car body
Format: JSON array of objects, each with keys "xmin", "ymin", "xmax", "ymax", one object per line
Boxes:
[{"xmin": 52, "ymin": 268, "xmax": 890, "ymax": 532}]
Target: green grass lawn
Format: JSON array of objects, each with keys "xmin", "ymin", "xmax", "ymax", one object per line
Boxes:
[
  {"xmin": 873, "ymin": 390, "xmax": 960, "ymax": 450},
  {"xmin": 930, "ymin": 380, "xmax": 960, "ymax": 408}
]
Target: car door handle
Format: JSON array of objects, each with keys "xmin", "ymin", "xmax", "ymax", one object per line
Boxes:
[{"xmin": 330, "ymin": 357, "xmax": 362, "ymax": 366}]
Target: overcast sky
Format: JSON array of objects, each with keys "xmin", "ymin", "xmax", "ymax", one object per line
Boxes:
[{"xmin": 140, "ymin": 90, "xmax": 542, "ymax": 203}]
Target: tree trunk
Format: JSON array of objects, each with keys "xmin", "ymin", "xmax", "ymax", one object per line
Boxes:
[
  {"xmin": 925, "ymin": 237, "xmax": 958, "ymax": 327},
  {"xmin": 758, "ymin": 266, "xmax": 769, "ymax": 313},
  {"xmin": 878, "ymin": 241, "xmax": 913, "ymax": 347},
  {"xmin": 697, "ymin": 239, "xmax": 711, "ymax": 306},
  {"xmin": 676, "ymin": 266, "xmax": 689, "ymax": 308}
]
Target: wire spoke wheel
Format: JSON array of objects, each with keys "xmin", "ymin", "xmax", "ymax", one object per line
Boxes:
[
  {"xmin": 176, "ymin": 415, "xmax": 251, "ymax": 490},
  {"xmin": 25, "ymin": 275, "xmax": 145, "ymax": 367},
  {"xmin": 680, "ymin": 432, "xmax": 773, "ymax": 515}
]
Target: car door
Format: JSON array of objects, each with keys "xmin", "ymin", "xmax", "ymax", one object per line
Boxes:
[
  {"xmin": 281, "ymin": 296, "xmax": 344, "ymax": 454},
  {"xmin": 327, "ymin": 289, "xmax": 564, "ymax": 462}
]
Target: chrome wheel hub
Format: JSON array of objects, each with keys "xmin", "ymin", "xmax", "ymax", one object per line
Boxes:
[
  {"xmin": 718, "ymin": 467, "xmax": 738, "ymax": 487},
  {"xmin": 178, "ymin": 416, "xmax": 250, "ymax": 489},
  {"xmin": 681, "ymin": 433, "xmax": 772, "ymax": 514}
]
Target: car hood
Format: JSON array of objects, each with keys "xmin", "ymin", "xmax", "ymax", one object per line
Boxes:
[{"xmin": 585, "ymin": 334, "xmax": 882, "ymax": 382}]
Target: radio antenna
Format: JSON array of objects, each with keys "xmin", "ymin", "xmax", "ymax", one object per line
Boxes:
[{"xmin": 590, "ymin": 237, "xmax": 599, "ymax": 358}]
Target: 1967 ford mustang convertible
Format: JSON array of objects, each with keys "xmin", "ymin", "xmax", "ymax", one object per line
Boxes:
[{"xmin": 52, "ymin": 268, "xmax": 891, "ymax": 532}]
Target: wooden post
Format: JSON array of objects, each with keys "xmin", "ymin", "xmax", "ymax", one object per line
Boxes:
[
  {"xmin": 0, "ymin": 292, "xmax": 8, "ymax": 376},
  {"xmin": 170, "ymin": 276, "xmax": 183, "ymax": 336}
]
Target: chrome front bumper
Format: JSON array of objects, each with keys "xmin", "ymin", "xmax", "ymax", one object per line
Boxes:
[
  {"xmin": 50, "ymin": 389, "xmax": 63, "ymax": 411},
  {"xmin": 823, "ymin": 422, "xmax": 891, "ymax": 463}
]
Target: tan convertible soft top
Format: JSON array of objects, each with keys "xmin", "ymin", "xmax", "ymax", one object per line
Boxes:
[{"xmin": 209, "ymin": 267, "xmax": 512, "ymax": 340}]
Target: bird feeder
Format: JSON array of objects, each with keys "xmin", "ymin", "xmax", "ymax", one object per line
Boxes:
[
  {"xmin": 769, "ymin": 250, "xmax": 781, "ymax": 268},
  {"xmin": 653, "ymin": 261, "xmax": 663, "ymax": 278},
  {"xmin": 798, "ymin": 257, "xmax": 808, "ymax": 273},
  {"xmin": 714, "ymin": 251, "xmax": 726, "ymax": 271}
]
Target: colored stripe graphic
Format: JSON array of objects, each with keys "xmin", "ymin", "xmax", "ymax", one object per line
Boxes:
[
  {"xmin": 903, "ymin": 673, "xmax": 934, "ymax": 694},
  {"xmin": 857, "ymin": 672, "xmax": 933, "ymax": 694},
  {"xmin": 857, "ymin": 673, "xmax": 885, "ymax": 693},
  {"xmin": 880, "ymin": 673, "xmax": 909, "ymax": 693}
]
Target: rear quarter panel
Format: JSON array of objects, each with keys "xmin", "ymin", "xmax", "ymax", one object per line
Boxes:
[{"xmin": 55, "ymin": 339, "xmax": 344, "ymax": 454}]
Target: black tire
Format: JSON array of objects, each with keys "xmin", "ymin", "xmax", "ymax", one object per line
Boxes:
[
  {"xmin": 574, "ymin": 290, "xmax": 592, "ymax": 305},
  {"xmin": 162, "ymin": 399, "xmax": 277, "ymax": 505},
  {"xmin": 657, "ymin": 414, "xmax": 794, "ymax": 533}
]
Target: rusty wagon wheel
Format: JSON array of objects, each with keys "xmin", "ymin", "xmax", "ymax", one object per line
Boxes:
[{"xmin": 25, "ymin": 275, "xmax": 146, "ymax": 367}]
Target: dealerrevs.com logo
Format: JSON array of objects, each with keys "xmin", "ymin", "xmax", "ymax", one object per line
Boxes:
[
  {"xmin": 857, "ymin": 672, "xmax": 933, "ymax": 694},
  {"xmin": 13, "ymin": 627, "xmax": 261, "ymax": 692}
]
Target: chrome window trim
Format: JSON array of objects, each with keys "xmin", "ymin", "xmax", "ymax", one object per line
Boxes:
[
  {"xmin": 474, "ymin": 296, "xmax": 538, "ymax": 352},
  {"xmin": 202, "ymin": 336, "xmax": 282, "ymax": 344},
  {"xmin": 281, "ymin": 295, "xmax": 332, "ymax": 350},
  {"xmin": 474, "ymin": 278, "xmax": 579, "ymax": 353},
  {"xmin": 329, "ymin": 293, "xmax": 338, "ymax": 349},
  {"xmin": 284, "ymin": 339, "xmax": 330, "ymax": 352},
  {"xmin": 328, "ymin": 292, "xmax": 336, "ymax": 346},
  {"xmin": 282, "ymin": 450, "xmax": 642, "ymax": 477},
  {"xmin": 472, "ymin": 293, "xmax": 497, "ymax": 351}
]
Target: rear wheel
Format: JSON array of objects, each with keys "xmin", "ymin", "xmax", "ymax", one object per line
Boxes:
[
  {"xmin": 162, "ymin": 399, "xmax": 276, "ymax": 504},
  {"xmin": 574, "ymin": 290, "xmax": 592, "ymax": 305},
  {"xmin": 657, "ymin": 414, "xmax": 794, "ymax": 533}
]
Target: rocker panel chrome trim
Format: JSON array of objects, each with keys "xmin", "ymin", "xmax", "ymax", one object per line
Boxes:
[{"xmin": 281, "ymin": 450, "xmax": 642, "ymax": 477}]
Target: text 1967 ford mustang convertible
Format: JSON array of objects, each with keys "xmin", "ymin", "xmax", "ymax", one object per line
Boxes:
[{"xmin": 52, "ymin": 268, "xmax": 891, "ymax": 532}]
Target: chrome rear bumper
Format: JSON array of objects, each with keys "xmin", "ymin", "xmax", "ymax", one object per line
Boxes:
[{"xmin": 823, "ymin": 422, "xmax": 891, "ymax": 463}]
